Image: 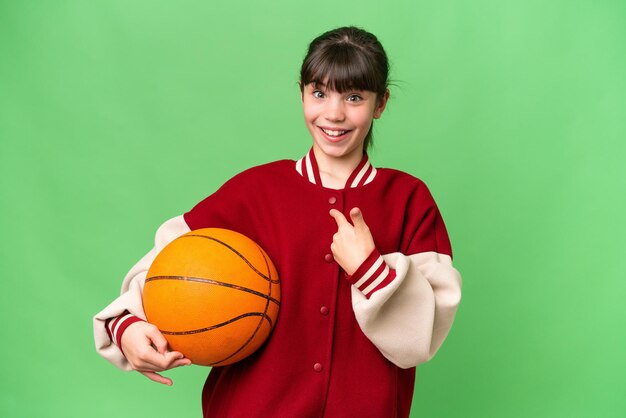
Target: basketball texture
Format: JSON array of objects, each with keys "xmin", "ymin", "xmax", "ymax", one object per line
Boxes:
[{"xmin": 143, "ymin": 228, "xmax": 280, "ymax": 366}]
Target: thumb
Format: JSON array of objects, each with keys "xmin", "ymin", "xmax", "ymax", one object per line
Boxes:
[
  {"xmin": 147, "ymin": 326, "xmax": 169, "ymax": 355},
  {"xmin": 349, "ymin": 207, "xmax": 368, "ymax": 229}
]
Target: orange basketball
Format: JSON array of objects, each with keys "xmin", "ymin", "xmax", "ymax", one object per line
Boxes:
[{"xmin": 143, "ymin": 228, "xmax": 280, "ymax": 367}]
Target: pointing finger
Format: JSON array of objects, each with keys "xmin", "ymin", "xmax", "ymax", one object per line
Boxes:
[
  {"xmin": 329, "ymin": 209, "xmax": 350, "ymax": 228},
  {"xmin": 349, "ymin": 207, "xmax": 368, "ymax": 229}
]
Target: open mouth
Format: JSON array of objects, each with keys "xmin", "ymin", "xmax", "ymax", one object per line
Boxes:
[
  {"xmin": 321, "ymin": 128, "xmax": 349, "ymax": 136},
  {"xmin": 318, "ymin": 127, "xmax": 352, "ymax": 141}
]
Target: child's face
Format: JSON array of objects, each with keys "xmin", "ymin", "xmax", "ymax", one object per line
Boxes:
[{"xmin": 301, "ymin": 81, "xmax": 388, "ymax": 161}]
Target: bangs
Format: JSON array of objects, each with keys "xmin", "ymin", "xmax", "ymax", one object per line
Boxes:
[{"xmin": 300, "ymin": 43, "xmax": 384, "ymax": 94}]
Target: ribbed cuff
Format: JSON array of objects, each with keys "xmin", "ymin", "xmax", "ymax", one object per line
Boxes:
[
  {"xmin": 105, "ymin": 311, "xmax": 144, "ymax": 354},
  {"xmin": 345, "ymin": 249, "xmax": 396, "ymax": 298}
]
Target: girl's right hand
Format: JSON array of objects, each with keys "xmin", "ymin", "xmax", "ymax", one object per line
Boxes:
[{"xmin": 120, "ymin": 321, "xmax": 192, "ymax": 386}]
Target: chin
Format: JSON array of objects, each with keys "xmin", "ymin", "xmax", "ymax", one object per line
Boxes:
[{"xmin": 316, "ymin": 142, "xmax": 361, "ymax": 159}]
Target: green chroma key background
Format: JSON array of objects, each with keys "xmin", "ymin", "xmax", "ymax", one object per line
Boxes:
[{"xmin": 1, "ymin": 1, "xmax": 624, "ymax": 417}]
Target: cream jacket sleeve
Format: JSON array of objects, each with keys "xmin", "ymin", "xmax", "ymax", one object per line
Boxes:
[
  {"xmin": 350, "ymin": 251, "xmax": 462, "ymax": 369},
  {"xmin": 92, "ymin": 216, "xmax": 191, "ymax": 370}
]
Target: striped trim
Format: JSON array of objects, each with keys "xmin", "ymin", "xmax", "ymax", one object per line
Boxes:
[
  {"xmin": 305, "ymin": 152, "xmax": 316, "ymax": 184},
  {"xmin": 295, "ymin": 148, "xmax": 377, "ymax": 189},
  {"xmin": 348, "ymin": 161, "xmax": 375, "ymax": 188},
  {"xmin": 346, "ymin": 249, "xmax": 397, "ymax": 298},
  {"xmin": 295, "ymin": 158, "xmax": 303, "ymax": 176},
  {"xmin": 363, "ymin": 167, "xmax": 377, "ymax": 185},
  {"xmin": 106, "ymin": 311, "xmax": 144, "ymax": 353},
  {"xmin": 295, "ymin": 149, "xmax": 324, "ymax": 185},
  {"xmin": 353, "ymin": 256, "xmax": 384, "ymax": 289}
]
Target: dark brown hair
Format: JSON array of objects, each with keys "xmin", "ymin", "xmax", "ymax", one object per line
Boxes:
[{"xmin": 299, "ymin": 26, "xmax": 390, "ymax": 152}]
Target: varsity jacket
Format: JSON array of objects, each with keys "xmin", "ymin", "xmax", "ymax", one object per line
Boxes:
[{"xmin": 93, "ymin": 149, "xmax": 462, "ymax": 418}]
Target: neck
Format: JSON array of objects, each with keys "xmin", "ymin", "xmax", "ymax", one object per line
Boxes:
[{"xmin": 312, "ymin": 145, "xmax": 364, "ymax": 189}]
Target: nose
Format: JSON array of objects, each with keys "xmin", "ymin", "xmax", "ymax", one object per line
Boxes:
[{"xmin": 324, "ymin": 98, "xmax": 345, "ymax": 122}]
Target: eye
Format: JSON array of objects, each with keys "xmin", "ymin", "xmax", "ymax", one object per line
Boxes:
[
  {"xmin": 347, "ymin": 94, "xmax": 363, "ymax": 102},
  {"xmin": 313, "ymin": 90, "xmax": 325, "ymax": 99}
]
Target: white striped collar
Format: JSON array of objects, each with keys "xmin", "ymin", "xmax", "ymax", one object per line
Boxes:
[{"xmin": 295, "ymin": 148, "xmax": 378, "ymax": 189}]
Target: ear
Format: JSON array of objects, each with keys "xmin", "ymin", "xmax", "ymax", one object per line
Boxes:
[
  {"xmin": 298, "ymin": 80, "xmax": 304, "ymax": 102},
  {"xmin": 373, "ymin": 89, "xmax": 390, "ymax": 119}
]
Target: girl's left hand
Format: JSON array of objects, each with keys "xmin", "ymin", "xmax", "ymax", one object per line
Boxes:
[{"xmin": 329, "ymin": 208, "xmax": 376, "ymax": 275}]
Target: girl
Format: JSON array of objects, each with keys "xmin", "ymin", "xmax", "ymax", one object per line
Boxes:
[{"xmin": 94, "ymin": 26, "xmax": 462, "ymax": 418}]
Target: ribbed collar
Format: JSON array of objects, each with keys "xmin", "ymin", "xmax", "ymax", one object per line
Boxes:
[{"xmin": 295, "ymin": 148, "xmax": 377, "ymax": 189}]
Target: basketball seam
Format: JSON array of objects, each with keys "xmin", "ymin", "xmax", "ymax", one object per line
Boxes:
[
  {"xmin": 145, "ymin": 275, "xmax": 280, "ymax": 306},
  {"xmin": 160, "ymin": 312, "xmax": 273, "ymax": 335},
  {"xmin": 210, "ymin": 246, "xmax": 276, "ymax": 366},
  {"xmin": 178, "ymin": 234, "xmax": 281, "ymax": 284}
]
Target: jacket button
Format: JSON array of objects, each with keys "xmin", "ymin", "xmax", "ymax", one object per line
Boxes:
[
  {"xmin": 320, "ymin": 306, "xmax": 329, "ymax": 316},
  {"xmin": 328, "ymin": 196, "xmax": 337, "ymax": 204},
  {"xmin": 324, "ymin": 253, "xmax": 334, "ymax": 263},
  {"xmin": 313, "ymin": 363, "xmax": 323, "ymax": 372}
]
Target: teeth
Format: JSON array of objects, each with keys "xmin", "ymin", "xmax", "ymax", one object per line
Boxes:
[{"xmin": 321, "ymin": 128, "xmax": 347, "ymax": 136}]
